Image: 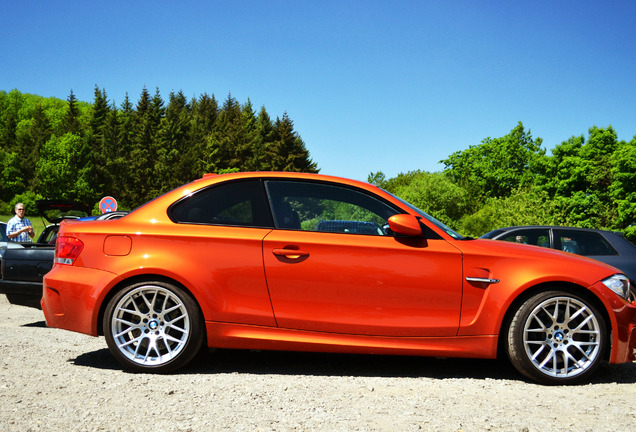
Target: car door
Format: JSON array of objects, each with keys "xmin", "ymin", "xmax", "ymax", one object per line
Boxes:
[
  {"xmin": 168, "ymin": 179, "xmax": 277, "ymax": 326},
  {"xmin": 262, "ymin": 179, "xmax": 463, "ymax": 337}
]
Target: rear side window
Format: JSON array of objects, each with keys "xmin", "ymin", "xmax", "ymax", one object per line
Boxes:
[
  {"xmin": 555, "ymin": 230, "xmax": 618, "ymax": 256},
  {"xmin": 169, "ymin": 180, "xmax": 273, "ymax": 228},
  {"xmin": 499, "ymin": 229, "xmax": 550, "ymax": 248}
]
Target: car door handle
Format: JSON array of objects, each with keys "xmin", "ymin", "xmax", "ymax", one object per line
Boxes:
[{"xmin": 272, "ymin": 248, "xmax": 310, "ymax": 260}]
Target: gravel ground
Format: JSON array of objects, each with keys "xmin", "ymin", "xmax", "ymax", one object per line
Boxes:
[{"xmin": 2, "ymin": 294, "xmax": 636, "ymax": 432}]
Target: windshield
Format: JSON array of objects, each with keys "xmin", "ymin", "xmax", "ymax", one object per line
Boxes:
[{"xmin": 384, "ymin": 190, "xmax": 466, "ymax": 240}]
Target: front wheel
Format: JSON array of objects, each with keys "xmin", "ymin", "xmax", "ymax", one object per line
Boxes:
[
  {"xmin": 103, "ymin": 281, "xmax": 204, "ymax": 373},
  {"xmin": 506, "ymin": 290, "xmax": 607, "ymax": 385}
]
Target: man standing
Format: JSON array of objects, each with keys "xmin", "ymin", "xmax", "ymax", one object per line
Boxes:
[{"xmin": 6, "ymin": 203, "xmax": 35, "ymax": 242}]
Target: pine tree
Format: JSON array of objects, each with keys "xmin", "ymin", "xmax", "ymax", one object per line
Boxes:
[
  {"xmin": 62, "ymin": 90, "xmax": 81, "ymax": 134},
  {"xmin": 128, "ymin": 87, "xmax": 154, "ymax": 204},
  {"xmin": 119, "ymin": 93, "xmax": 134, "ymax": 156},
  {"xmin": 109, "ymin": 94, "xmax": 134, "ymax": 206},
  {"xmin": 89, "ymin": 86, "xmax": 109, "ymax": 137},
  {"xmin": 256, "ymin": 107, "xmax": 275, "ymax": 170},
  {"xmin": 156, "ymin": 90, "xmax": 191, "ymax": 190},
  {"xmin": 188, "ymin": 93, "xmax": 218, "ymax": 176},
  {"xmin": 98, "ymin": 101, "xmax": 121, "ymax": 200},
  {"xmin": 205, "ymin": 93, "xmax": 241, "ymax": 172},
  {"xmin": 88, "ymin": 86, "xmax": 111, "ymax": 197},
  {"xmin": 271, "ymin": 113, "xmax": 318, "ymax": 173},
  {"xmin": 237, "ymin": 99, "xmax": 260, "ymax": 170}
]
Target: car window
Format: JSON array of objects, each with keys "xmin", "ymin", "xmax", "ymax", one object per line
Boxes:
[
  {"xmin": 169, "ymin": 180, "xmax": 273, "ymax": 228},
  {"xmin": 265, "ymin": 180, "xmax": 399, "ymax": 235},
  {"xmin": 39, "ymin": 226, "xmax": 59, "ymax": 244},
  {"xmin": 499, "ymin": 229, "xmax": 551, "ymax": 248},
  {"xmin": 555, "ymin": 230, "xmax": 618, "ymax": 256}
]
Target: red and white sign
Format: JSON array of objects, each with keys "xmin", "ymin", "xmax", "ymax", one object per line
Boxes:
[{"xmin": 99, "ymin": 196, "xmax": 118, "ymax": 214}]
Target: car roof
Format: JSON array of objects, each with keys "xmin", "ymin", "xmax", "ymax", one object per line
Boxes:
[
  {"xmin": 484, "ymin": 225, "xmax": 623, "ymax": 235},
  {"xmin": 193, "ymin": 171, "xmax": 374, "ymax": 188}
]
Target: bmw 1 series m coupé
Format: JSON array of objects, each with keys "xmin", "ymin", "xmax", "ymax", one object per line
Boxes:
[{"xmin": 42, "ymin": 172, "xmax": 636, "ymax": 384}]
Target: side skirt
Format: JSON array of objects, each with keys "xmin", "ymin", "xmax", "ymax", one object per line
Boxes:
[{"xmin": 205, "ymin": 322, "xmax": 498, "ymax": 359}]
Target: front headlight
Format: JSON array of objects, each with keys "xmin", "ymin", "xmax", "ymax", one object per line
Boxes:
[{"xmin": 602, "ymin": 274, "xmax": 631, "ymax": 299}]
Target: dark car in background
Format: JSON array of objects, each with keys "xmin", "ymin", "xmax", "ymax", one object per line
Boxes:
[
  {"xmin": 480, "ymin": 226, "xmax": 636, "ymax": 288},
  {"xmin": 1, "ymin": 200, "xmax": 91, "ymax": 308}
]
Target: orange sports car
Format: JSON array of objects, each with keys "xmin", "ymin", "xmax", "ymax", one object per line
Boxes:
[{"xmin": 42, "ymin": 172, "xmax": 635, "ymax": 384}]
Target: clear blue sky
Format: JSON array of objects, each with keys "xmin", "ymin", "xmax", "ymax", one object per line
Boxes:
[{"xmin": 2, "ymin": 1, "xmax": 635, "ymax": 181}]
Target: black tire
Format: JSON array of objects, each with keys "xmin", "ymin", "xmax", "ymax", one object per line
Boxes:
[
  {"xmin": 506, "ymin": 289, "xmax": 607, "ymax": 385},
  {"xmin": 103, "ymin": 281, "xmax": 204, "ymax": 373}
]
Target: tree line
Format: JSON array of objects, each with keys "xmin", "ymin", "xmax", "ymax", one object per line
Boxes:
[
  {"xmin": 2, "ymin": 89, "xmax": 634, "ymax": 241},
  {"xmin": 370, "ymin": 122, "xmax": 636, "ymax": 240},
  {"xmin": 0, "ymin": 88, "xmax": 318, "ymax": 213}
]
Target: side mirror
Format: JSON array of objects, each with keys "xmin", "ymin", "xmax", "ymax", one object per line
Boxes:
[{"xmin": 388, "ymin": 214, "xmax": 423, "ymax": 237}]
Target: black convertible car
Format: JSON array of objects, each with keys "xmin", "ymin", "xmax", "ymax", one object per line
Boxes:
[{"xmin": 1, "ymin": 201, "xmax": 126, "ymax": 308}]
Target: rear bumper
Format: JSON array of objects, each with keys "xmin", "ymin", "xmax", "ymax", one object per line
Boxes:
[{"xmin": 42, "ymin": 265, "xmax": 122, "ymax": 336}]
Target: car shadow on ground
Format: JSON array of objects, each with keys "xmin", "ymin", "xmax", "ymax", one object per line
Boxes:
[
  {"xmin": 23, "ymin": 320, "xmax": 47, "ymax": 328},
  {"xmin": 71, "ymin": 347, "xmax": 636, "ymax": 384}
]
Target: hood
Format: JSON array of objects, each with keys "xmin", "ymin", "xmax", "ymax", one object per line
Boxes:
[{"xmin": 36, "ymin": 200, "xmax": 91, "ymax": 224}]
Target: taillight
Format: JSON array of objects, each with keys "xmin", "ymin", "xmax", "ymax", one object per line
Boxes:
[{"xmin": 55, "ymin": 236, "xmax": 84, "ymax": 265}]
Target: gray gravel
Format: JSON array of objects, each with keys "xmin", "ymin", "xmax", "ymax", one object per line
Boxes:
[{"xmin": 2, "ymin": 294, "xmax": 636, "ymax": 432}]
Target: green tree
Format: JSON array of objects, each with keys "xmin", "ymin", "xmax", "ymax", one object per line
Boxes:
[
  {"xmin": 61, "ymin": 90, "xmax": 81, "ymax": 134},
  {"xmin": 0, "ymin": 106, "xmax": 17, "ymax": 152},
  {"xmin": 255, "ymin": 106, "xmax": 275, "ymax": 171},
  {"xmin": 0, "ymin": 90, "xmax": 25, "ymax": 153},
  {"xmin": 609, "ymin": 136, "xmax": 636, "ymax": 237},
  {"xmin": 94, "ymin": 100, "xmax": 122, "ymax": 200},
  {"xmin": 127, "ymin": 87, "xmax": 157, "ymax": 204},
  {"xmin": 88, "ymin": 86, "xmax": 111, "ymax": 196},
  {"xmin": 367, "ymin": 171, "xmax": 387, "ymax": 189},
  {"xmin": 441, "ymin": 122, "xmax": 545, "ymax": 201},
  {"xmin": 538, "ymin": 126, "xmax": 622, "ymax": 229},
  {"xmin": 238, "ymin": 99, "xmax": 261, "ymax": 171},
  {"xmin": 0, "ymin": 150, "xmax": 22, "ymax": 203},
  {"xmin": 270, "ymin": 113, "xmax": 318, "ymax": 173},
  {"xmin": 188, "ymin": 93, "xmax": 218, "ymax": 176},
  {"xmin": 459, "ymin": 188, "xmax": 556, "ymax": 236},
  {"xmin": 1, "ymin": 88, "xmax": 320, "ymax": 209},
  {"xmin": 110, "ymin": 94, "xmax": 135, "ymax": 207},
  {"xmin": 206, "ymin": 93, "xmax": 242, "ymax": 172},
  {"xmin": 393, "ymin": 171, "xmax": 470, "ymax": 227},
  {"xmin": 89, "ymin": 86, "xmax": 110, "ymax": 135},
  {"xmin": 36, "ymin": 133, "xmax": 93, "ymax": 202},
  {"xmin": 155, "ymin": 90, "xmax": 191, "ymax": 191},
  {"xmin": 24, "ymin": 102, "xmax": 52, "ymax": 191}
]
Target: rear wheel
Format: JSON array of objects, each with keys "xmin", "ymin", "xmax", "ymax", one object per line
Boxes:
[
  {"xmin": 103, "ymin": 281, "xmax": 204, "ymax": 373},
  {"xmin": 507, "ymin": 290, "xmax": 607, "ymax": 384}
]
